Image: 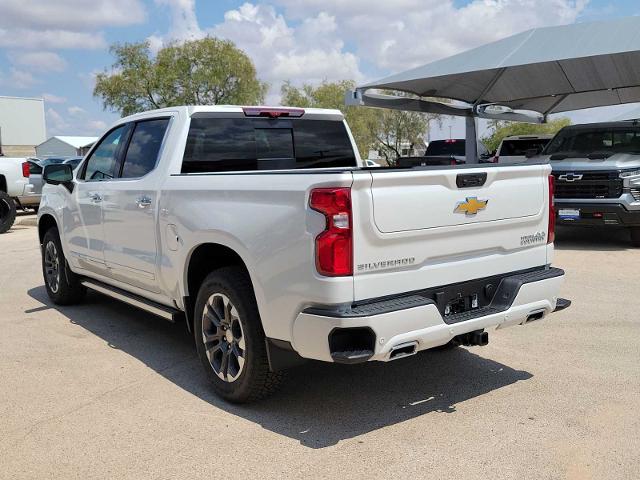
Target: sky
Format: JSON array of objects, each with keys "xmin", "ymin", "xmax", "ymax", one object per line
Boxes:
[{"xmin": 1, "ymin": 0, "xmax": 640, "ymax": 140}]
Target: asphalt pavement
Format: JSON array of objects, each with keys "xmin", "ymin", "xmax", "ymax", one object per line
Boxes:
[{"xmin": 1, "ymin": 219, "xmax": 638, "ymax": 479}]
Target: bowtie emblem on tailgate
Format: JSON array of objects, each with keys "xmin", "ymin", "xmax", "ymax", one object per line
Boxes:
[
  {"xmin": 454, "ymin": 197, "xmax": 488, "ymax": 215},
  {"xmin": 558, "ymin": 173, "xmax": 583, "ymax": 182}
]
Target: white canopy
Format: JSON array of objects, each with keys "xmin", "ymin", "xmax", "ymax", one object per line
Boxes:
[{"xmin": 347, "ymin": 16, "xmax": 640, "ymax": 161}]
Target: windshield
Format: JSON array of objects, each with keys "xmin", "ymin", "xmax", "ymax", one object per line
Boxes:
[
  {"xmin": 426, "ymin": 140, "xmax": 465, "ymax": 156},
  {"xmin": 544, "ymin": 127, "xmax": 640, "ymax": 158},
  {"xmin": 500, "ymin": 139, "xmax": 550, "ymax": 156}
]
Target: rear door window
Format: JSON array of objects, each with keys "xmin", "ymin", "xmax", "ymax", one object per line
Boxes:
[
  {"xmin": 120, "ymin": 118, "xmax": 170, "ymax": 178},
  {"xmin": 181, "ymin": 117, "xmax": 356, "ymax": 173}
]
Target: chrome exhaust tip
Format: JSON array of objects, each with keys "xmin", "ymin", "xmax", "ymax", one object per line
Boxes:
[{"xmin": 389, "ymin": 341, "xmax": 418, "ymax": 360}]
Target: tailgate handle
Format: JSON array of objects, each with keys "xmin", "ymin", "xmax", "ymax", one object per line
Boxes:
[{"xmin": 456, "ymin": 173, "xmax": 487, "ymax": 188}]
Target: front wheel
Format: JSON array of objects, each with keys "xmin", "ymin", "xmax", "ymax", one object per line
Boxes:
[
  {"xmin": 42, "ymin": 227, "xmax": 86, "ymax": 305},
  {"xmin": 631, "ymin": 227, "xmax": 640, "ymax": 248},
  {"xmin": 0, "ymin": 191, "xmax": 16, "ymax": 234},
  {"xmin": 194, "ymin": 267, "xmax": 283, "ymax": 403}
]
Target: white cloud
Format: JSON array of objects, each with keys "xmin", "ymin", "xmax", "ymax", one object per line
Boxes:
[
  {"xmin": 46, "ymin": 107, "xmax": 70, "ymax": 135},
  {"xmin": 0, "ymin": 0, "xmax": 145, "ymax": 51},
  {"xmin": 0, "ymin": 29, "xmax": 105, "ymax": 50},
  {"xmin": 147, "ymin": 0, "xmax": 204, "ymax": 53},
  {"xmin": 211, "ymin": 3, "xmax": 363, "ymax": 93},
  {"xmin": 42, "ymin": 93, "xmax": 67, "ymax": 104},
  {"xmin": 273, "ymin": 0, "xmax": 588, "ymax": 71},
  {"xmin": 9, "ymin": 51, "xmax": 67, "ymax": 72},
  {"xmin": 0, "ymin": 0, "xmax": 145, "ymax": 30},
  {"xmin": 0, "ymin": 68, "xmax": 38, "ymax": 88},
  {"xmin": 88, "ymin": 120, "xmax": 108, "ymax": 132},
  {"xmin": 67, "ymin": 106, "xmax": 85, "ymax": 116}
]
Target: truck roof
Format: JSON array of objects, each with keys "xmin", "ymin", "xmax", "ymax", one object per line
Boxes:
[
  {"xmin": 560, "ymin": 121, "xmax": 640, "ymax": 130},
  {"xmin": 118, "ymin": 105, "xmax": 344, "ymax": 124},
  {"xmin": 502, "ymin": 134, "xmax": 553, "ymax": 141}
]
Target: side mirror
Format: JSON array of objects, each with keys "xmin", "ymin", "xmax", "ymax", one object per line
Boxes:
[
  {"xmin": 525, "ymin": 148, "xmax": 540, "ymax": 158},
  {"xmin": 43, "ymin": 164, "xmax": 74, "ymax": 192}
]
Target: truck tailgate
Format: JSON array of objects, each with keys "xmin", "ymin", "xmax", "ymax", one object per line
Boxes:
[{"xmin": 351, "ymin": 164, "xmax": 552, "ymax": 301}]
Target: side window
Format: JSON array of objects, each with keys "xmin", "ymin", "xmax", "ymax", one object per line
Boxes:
[
  {"xmin": 120, "ymin": 118, "xmax": 170, "ymax": 178},
  {"xmin": 83, "ymin": 125, "xmax": 127, "ymax": 181}
]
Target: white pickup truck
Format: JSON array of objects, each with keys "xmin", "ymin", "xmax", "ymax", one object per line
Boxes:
[
  {"xmin": 37, "ymin": 105, "xmax": 569, "ymax": 402},
  {"xmin": 0, "ymin": 157, "xmax": 38, "ymax": 233}
]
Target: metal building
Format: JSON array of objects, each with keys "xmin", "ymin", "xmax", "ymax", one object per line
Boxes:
[
  {"xmin": 35, "ymin": 136, "xmax": 98, "ymax": 157},
  {"xmin": 0, "ymin": 96, "xmax": 47, "ymax": 157}
]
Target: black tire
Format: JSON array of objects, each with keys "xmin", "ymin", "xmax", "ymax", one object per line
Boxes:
[
  {"xmin": 194, "ymin": 266, "xmax": 283, "ymax": 403},
  {"xmin": 0, "ymin": 191, "xmax": 17, "ymax": 234},
  {"xmin": 41, "ymin": 227, "xmax": 86, "ymax": 305},
  {"xmin": 631, "ymin": 227, "xmax": 640, "ymax": 248}
]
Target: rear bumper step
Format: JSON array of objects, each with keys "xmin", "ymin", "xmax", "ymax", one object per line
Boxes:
[{"xmin": 305, "ymin": 266, "xmax": 564, "ymax": 324}]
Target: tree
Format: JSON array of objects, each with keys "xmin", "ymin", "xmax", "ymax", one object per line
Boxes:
[
  {"xmin": 94, "ymin": 38, "xmax": 267, "ymax": 116},
  {"xmin": 481, "ymin": 117, "xmax": 571, "ymax": 153},
  {"xmin": 281, "ymin": 81, "xmax": 438, "ymax": 162},
  {"xmin": 281, "ymin": 80, "xmax": 378, "ymax": 158}
]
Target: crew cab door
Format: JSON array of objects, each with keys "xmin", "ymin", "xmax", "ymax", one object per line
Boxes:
[
  {"xmin": 66, "ymin": 125, "xmax": 128, "ymax": 275},
  {"xmin": 100, "ymin": 118, "xmax": 170, "ymax": 293}
]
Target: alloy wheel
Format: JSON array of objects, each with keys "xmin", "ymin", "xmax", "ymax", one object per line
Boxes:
[
  {"xmin": 44, "ymin": 241, "xmax": 60, "ymax": 294},
  {"xmin": 201, "ymin": 293, "xmax": 246, "ymax": 382}
]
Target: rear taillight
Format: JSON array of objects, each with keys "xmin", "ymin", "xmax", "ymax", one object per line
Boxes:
[
  {"xmin": 309, "ymin": 187, "xmax": 352, "ymax": 276},
  {"xmin": 548, "ymin": 174, "xmax": 555, "ymax": 244},
  {"xmin": 22, "ymin": 162, "xmax": 30, "ymax": 178}
]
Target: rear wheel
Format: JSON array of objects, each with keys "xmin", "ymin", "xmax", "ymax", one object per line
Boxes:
[
  {"xmin": 631, "ymin": 227, "xmax": 640, "ymax": 247},
  {"xmin": 42, "ymin": 227, "xmax": 86, "ymax": 305},
  {"xmin": 194, "ymin": 267, "xmax": 283, "ymax": 403},
  {"xmin": 0, "ymin": 191, "xmax": 16, "ymax": 234}
]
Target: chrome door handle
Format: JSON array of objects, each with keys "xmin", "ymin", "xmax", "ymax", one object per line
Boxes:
[
  {"xmin": 88, "ymin": 192, "xmax": 102, "ymax": 203},
  {"xmin": 136, "ymin": 195, "xmax": 152, "ymax": 208}
]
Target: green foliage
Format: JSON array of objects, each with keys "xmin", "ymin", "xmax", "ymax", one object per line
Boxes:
[
  {"xmin": 281, "ymin": 81, "xmax": 437, "ymax": 161},
  {"xmin": 481, "ymin": 117, "xmax": 571, "ymax": 153},
  {"xmin": 94, "ymin": 38, "xmax": 267, "ymax": 116},
  {"xmin": 281, "ymin": 80, "xmax": 379, "ymax": 158}
]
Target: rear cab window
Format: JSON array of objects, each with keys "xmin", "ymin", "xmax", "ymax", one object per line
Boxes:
[
  {"xmin": 181, "ymin": 116, "xmax": 357, "ymax": 173},
  {"xmin": 500, "ymin": 139, "xmax": 550, "ymax": 156}
]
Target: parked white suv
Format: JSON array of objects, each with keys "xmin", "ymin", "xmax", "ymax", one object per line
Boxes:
[
  {"xmin": 493, "ymin": 135, "xmax": 553, "ymax": 164},
  {"xmin": 37, "ymin": 105, "xmax": 569, "ymax": 402}
]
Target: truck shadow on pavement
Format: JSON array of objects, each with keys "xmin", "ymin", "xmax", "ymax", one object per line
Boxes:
[
  {"xmin": 27, "ymin": 286, "xmax": 532, "ymax": 449},
  {"xmin": 554, "ymin": 225, "xmax": 633, "ymax": 251}
]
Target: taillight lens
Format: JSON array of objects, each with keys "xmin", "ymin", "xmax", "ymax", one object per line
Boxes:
[
  {"xmin": 548, "ymin": 175, "xmax": 555, "ymax": 244},
  {"xmin": 309, "ymin": 187, "xmax": 352, "ymax": 276},
  {"xmin": 22, "ymin": 162, "xmax": 30, "ymax": 178}
]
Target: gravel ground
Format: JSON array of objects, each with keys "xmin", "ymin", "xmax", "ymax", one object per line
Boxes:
[{"xmin": 1, "ymin": 221, "xmax": 638, "ymax": 480}]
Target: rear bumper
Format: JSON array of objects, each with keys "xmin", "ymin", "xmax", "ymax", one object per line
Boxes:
[
  {"xmin": 291, "ymin": 267, "xmax": 567, "ymax": 363},
  {"xmin": 555, "ymin": 202, "xmax": 640, "ymax": 227}
]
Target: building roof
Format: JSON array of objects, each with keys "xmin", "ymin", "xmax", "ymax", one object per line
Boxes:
[
  {"xmin": 356, "ymin": 16, "xmax": 640, "ymax": 118},
  {"xmin": 43, "ymin": 136, "xmax": 99, "ymax": 148}
]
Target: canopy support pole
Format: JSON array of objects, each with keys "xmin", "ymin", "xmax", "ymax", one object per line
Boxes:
[{"xmin": 465, "ymin": 117, "xmax": 478, "ymax": 164}]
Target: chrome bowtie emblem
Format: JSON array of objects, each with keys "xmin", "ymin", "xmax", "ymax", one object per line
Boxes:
[{"xmin": 558, "ymin": 173, "xmax": 583, "ymax": 182}]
